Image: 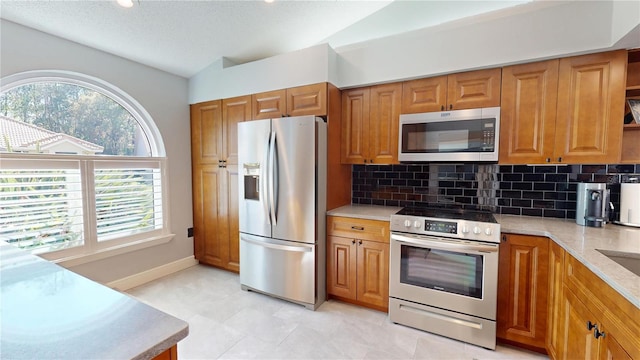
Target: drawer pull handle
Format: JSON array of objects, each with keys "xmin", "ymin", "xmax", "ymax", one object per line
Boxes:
[{"xmin": 351, "ymin": 226, "xmax": 365, "ymax": 231}]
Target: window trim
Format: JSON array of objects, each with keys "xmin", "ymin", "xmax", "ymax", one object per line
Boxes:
[{"xmin": 0, "ymin": 71, "xmax": 174, "ymax": 265}]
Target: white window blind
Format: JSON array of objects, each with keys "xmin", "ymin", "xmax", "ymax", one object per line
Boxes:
[
  {"xmin": 94, "ymin": 161, "xmax": 163, "ymax": 242},
  {"xmin": 0, "ymin": 160, "xmax": 84, "ymax": 255},
  {"xmin": 0, "ymin": 156, "xmax": 167, "ymax": 258}
]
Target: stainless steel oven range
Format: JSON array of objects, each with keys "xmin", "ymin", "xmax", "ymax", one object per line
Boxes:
[{"xmin": 389, "ymin": 207, "xmax": 500, "ymax": 350}]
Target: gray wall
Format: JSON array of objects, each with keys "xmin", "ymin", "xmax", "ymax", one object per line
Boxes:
[
  {"xmin": 1, "ymin": 19, "xmax": 193, "ymax": 284},
  {"xmin": 189, "ymin": 0, "xmax": 640, "ymax": 103}
]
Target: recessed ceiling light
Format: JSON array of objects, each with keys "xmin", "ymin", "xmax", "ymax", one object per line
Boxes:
[
  {"xmin": 265, "ymin": 0, "xmax": 275, "ymax": 3},
  {"xmin": 117, "ymin": 0, "xmax": 134, "ymax": 8}
]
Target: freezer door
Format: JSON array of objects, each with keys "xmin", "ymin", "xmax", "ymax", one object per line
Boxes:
[
  {"xmin": 240, "ymin": 233, "xmax": 316, "ymax": 306},
  {"xmin": 238, "ymin": 119, "xmax": 271, "ymax": 238},
  {"xmin": 271, "ymin": 116, "xmax": 320, "ymax": 244}
]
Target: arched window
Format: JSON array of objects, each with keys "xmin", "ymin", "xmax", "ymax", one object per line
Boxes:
[{"xmin": 0, "ymin": 70, "xmax": 171, "ymax": 261}]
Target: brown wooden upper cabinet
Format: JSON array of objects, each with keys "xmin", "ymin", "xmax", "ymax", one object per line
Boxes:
[
  {"xmin": 252, "ymin": 83, "xmax": 327, "ymax": 119},
  {"xmin": 191, "ymin": 100, "xmax": 223, "ymax": 165},
  {"xmin": 402, "ymin": 68, "xmax": 501, "ymax": 113},
  {"xmin": 500, "ymin": 50, "xmax": 627, "ymax": 164},
  {"xmin": 341, "ymin": 83, "xmax": 402, "ymax": 164}
]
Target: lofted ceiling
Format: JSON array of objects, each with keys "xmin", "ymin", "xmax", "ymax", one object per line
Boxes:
[{"xmin": 0, "ymin": 0, "xmax": 530, "ymax": 79}]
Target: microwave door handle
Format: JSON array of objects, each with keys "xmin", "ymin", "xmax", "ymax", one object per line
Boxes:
[
  {"xmin": 268, "ymin": 130, "xmax": 278, "ymax": 225},
  {"xmin": 262, "ymin": 132, "xmax": 271, "ymax": 225},
  {"xmin": 391, "ymin": 233, "xmax": 498, "ymax": 253}
]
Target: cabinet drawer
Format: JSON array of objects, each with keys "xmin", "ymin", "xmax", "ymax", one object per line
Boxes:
[{"xmin": 327, "ymin": 216, "xmax": 389, "ymax": 243}]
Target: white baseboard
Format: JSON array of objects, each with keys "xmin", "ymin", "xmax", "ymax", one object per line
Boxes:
[{"xmin": 107, "ymin": 256, "xmax": 199, "ymax": 291}]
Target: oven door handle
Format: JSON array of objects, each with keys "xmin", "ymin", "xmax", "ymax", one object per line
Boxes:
[{"xmin": 391, "ymin": 233, "xmax": 498, "ymax": 253}]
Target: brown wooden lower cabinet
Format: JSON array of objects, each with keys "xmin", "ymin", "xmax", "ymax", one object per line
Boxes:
[
  {"xmin": 326, "ymin": 216, "xmax": 389, "ymax": 311},
  {"xmin": 192, "ymin": 164, "xmax": 239, "ymax": 272},
  {"xmin": 546, "ymin": 240, "xmax": 565, "ymax": 359},
  {"xmin": 497, "ymin": 233, "xmax": 549, "ymax": 353},
  {"xmin": 152, "ymin": 345, "xmax": 178, "ymax": 360},
  {"xmin": 556, "ymin": 253, "xmax": 638, "ymax": 360},
  {"xmin": 498, "ymin": 234, "xmax": 638, "ymax": 360}
]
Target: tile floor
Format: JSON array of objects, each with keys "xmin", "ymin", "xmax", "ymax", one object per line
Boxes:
[{"xmin": 127, "ymin": 265, "xmax": 549, "ymax": 360}]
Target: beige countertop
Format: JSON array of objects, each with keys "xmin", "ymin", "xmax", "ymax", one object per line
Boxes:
[
  {"xmin": 326, "ymin": 205, "xmax": 640, "ymax": 309},
  {"xmin": 327, "ymin": 204, "xmax": 402, "ymax": 221},
  {"xmin": 0, "ymin": 242, "xmax": 189, "ymax": 359}
]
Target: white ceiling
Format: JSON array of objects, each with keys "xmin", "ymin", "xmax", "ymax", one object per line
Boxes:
[{"xmin": 0, "ymin": 0, "xmax": 530, "ymax": 79}]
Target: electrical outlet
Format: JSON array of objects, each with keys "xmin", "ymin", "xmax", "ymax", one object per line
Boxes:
[{"xmin": 187, "ymin": 227, "xmax": 194, "ymax": 238}]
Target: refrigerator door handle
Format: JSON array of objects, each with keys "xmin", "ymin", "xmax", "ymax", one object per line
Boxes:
[
  {"xmin": 271, "ymin": 131, "xmax": 279, "ymax": 225},
  {"xmin": 262, "ymin": 131, "xmax": 272, "ymax": 225},
  {"xmin": 268, "ymin": 131, "xmax": 278, "ymax": 226},
  {"xmin": 241, "ymin": 235, "xmax": 313, "ymax": 253}
]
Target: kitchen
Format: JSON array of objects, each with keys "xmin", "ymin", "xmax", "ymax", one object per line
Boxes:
[{"xmin": 1, "ymin": 1, "xmax": 640, "ymax": 359}]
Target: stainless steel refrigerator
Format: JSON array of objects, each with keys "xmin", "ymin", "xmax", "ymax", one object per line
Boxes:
[{"xmin": 238, "ymin": 116, "xmax": 326, "ymax": 310}]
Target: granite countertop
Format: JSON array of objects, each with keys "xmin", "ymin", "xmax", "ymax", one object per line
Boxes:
[
  {"xmin": 327, "ymin": 204, "xmax": 402, "ymax": 221},
  {"xmin": 497, "ymin": 215, "xmax": 640, "ymax": 309},
  {"xmin": 0, "ymin": 242, "xmax": 189, "ymax": 359}
]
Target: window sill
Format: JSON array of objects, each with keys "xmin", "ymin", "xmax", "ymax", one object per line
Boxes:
[{"xmin": 46, "ymin": 234, "xmax": 176, "ymax": 268}]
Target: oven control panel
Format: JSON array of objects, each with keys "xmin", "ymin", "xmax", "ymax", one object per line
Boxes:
[
  {"xmin": 424, "ymin": 220, "xmax": 457, "ymax": 234},
  {"xmin": 391, "ymin": 215, "xmax": 501, "ymax": 243}
]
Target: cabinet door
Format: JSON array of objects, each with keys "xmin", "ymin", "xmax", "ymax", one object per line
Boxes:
[
  {"xmin": 497, "ymin": 234, "xmax": 549, "ymax": 350},
  {"xmin": 193, "ymin": 165, "xmax": 227, "ymax": 267},
  {"xmin": 447, "ymin": 68, "xmax": 502, "ymax": 110},
  {"xmin": 547, "ymin": 240, "xmax": 565, "ymax": 360},
  {"xmin": 191, "ymin": 100, "xmax": 223, "ymax": 165},
  {"xmin": 327, "ymin": 236, "xmax": 357, "ymax": 300},
  {"xmin": 600, "ymin": 332, "xmax": 633, "ymax": 360},
  {"xmin": 286, "ymin": 83, "xmax": 327, "ymax": 117},
  {"xmin": 223, "ymin": 164, "xmax": 240, "ymax": 272},
  {"xmin": 369, "ymin": 83, "xmax": 402, "ymax": 164},
  {"xmin": 500, "ymin": 60, "xmax": 559, "ymax": 164},
  {"xmin": 559, "ymin": 286, "xmax": 600, "ymax": 360},
  {"xmin": 341, "ymin": 88, "xmax": 370, "ymax": 164},
  {"xmin": 555, "ymin": 50, "xmax": 626, "ymax": 163},
  {"xmin": 356, "ymin": 240, "xmax": 389, "ymax": 309},
  {"xmin": 252, "ymin": 89, "xmax": 286, "ymax": 120},
  {"xmin": 401, "ymin": 76, "xmax": 447, "ymax": 113},
  {"xmin": 222, "ymin": 95, "xmax": 251, "ymax": 165}
]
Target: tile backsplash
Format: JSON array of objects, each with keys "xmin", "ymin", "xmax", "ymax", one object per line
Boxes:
[{"xmin": 351, "ymin": 163, "xmax": 640, "ymax": 219}]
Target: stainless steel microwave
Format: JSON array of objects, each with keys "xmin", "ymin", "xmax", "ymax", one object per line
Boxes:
[{"xmin": 398, "ymin": 107, "xmax": 500, "ymax": 162}]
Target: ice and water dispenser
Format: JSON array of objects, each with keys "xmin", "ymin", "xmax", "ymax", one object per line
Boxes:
[{"xmin": 243, "ymin": 163, "xmax": 260, "ymax": 201}]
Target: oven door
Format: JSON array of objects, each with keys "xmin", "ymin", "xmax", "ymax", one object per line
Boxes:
[{"xmin": 389, "ymin": 232, "xmax": 498, "ymax": 320}]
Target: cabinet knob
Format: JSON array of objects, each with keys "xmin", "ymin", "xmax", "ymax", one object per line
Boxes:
[
  {"xmin": 587, "ymin": 321, "xmax": 597, "ymax": 330},
  {"xmin": 358, "ymin": 240, "xmax": 363, "ymax": 245},
  {"xmin": 449, "ymin": 104, "xmax": 453, "ymax": 110},
  {"xmin": 441, "ymin": 105, "xmax": 445, "ymax": 111},
  {"xmin": 546, "ymin": 158, "xmax": 551, "ymax": 163},
  {"xmin": 557, "ymin": 157, "xmax": 562, "ymax": 162},
  {"xmin": 594, "ymin": 328, "xmax": 605, "ymax": 339},
  {"xmin": 352, "ymin": 239, "xmax": 356, "ymax": 245}
]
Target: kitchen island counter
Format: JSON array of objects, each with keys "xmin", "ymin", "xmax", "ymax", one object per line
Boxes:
[
  {"xmin": 497, "ymin": 214, "xmax": 640, "ymax": 309},
  {"xmin": 0, "ymin": 242, "xmax": 188, "ymax": 359}
]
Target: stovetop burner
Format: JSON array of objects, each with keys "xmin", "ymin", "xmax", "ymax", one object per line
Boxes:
[{"xmin": 396, "ymin": 206, "xmax": 497, "ymax": 223}]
